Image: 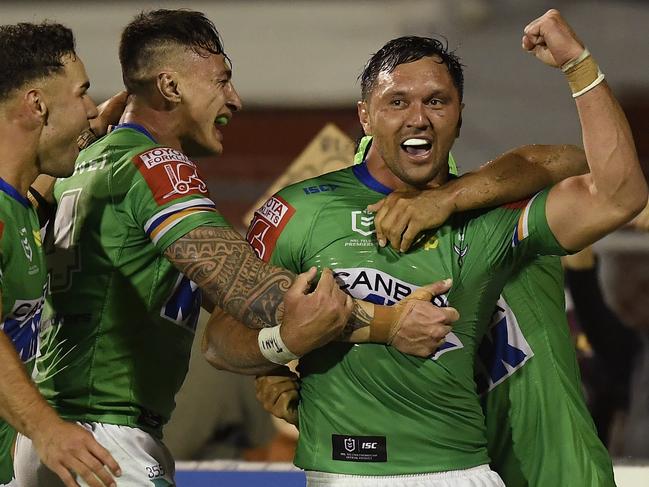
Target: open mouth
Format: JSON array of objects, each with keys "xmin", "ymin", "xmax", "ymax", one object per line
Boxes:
[
  {"xmin": 215, "ymin": 115, "xmax": 229, "ymax": 126},
  {"xmin": 401, "ymin": 138, "xmax": 432, "ymax": 157}
]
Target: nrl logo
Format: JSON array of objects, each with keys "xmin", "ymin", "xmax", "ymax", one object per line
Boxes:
[
  {"xmin": 344, "ymin": 438, "xmax": 356, "ymax": 452},
  {"xmin": 351, "ymin": 210, "xmax": 375, "ymax": 237}
]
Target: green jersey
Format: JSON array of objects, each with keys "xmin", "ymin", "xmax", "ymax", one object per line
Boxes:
[
  {"xmin": 36, "ymin": 124, "xmax": 230, "ymax": 437},
  {"xmin": 0, "ymin": 179, "xmax": 47, "ymax": 482},
  {"xmin": 479, "ymin": 257, "xmax": 615, "ymax": 486},
  {"xmin": 247, "ymin": 163, "xmax": 565, "ymax": 475}
]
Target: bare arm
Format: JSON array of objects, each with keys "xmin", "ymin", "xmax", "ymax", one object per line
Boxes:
[
  {"xmin": 165, "ymin": 228, "xmax": 387, "ymax": 361},
  {"xmin": 370, "ymin": 143, "xmax": 588, "ymax": 252},
  {"xmin": 444, "ymin": 144, "xmax": 587, "ymax": 211},
  {"xmin": 201, "ymin": 272, "xmax": 457, "ymax": 374},
  {"xmin": 523, "ymin": 10, "xmax": 648, "ymax": 250},
  {"xmin": 164, "ymin": 226, "xmax": 295, "ymax": 330},
  {"xmin": 201, "ymin": 309, "xmax": 275, "ymax": 375},
  {"xmin": 0, "ymin": 300, "xmax": 120, "ymax": 486}
]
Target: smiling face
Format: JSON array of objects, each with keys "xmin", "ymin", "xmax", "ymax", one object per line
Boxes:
[
  {"xmin": 175, "ymin": 51, "xmax": 242, "ymax": 157},
  {"xmin": 37, "ymin": 54, "xmax": 97, "ymax": 177},
  {"xmin": 358, "ymin": 56, "xmax": 463, "ymax": 189}
]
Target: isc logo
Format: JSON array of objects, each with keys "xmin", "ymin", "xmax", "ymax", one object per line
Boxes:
[
  {"xmin": 302, "ymin": 184, "xmax": 338, "ymax": 195},
  {"xmin": 362, "ymin": 442, "xmax": 378, "ymax": 449}
]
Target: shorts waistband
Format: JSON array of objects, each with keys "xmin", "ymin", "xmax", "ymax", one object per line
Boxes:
[{"xmin": 306, "ymin": 465, "xmax": 492, "ymax": 481}]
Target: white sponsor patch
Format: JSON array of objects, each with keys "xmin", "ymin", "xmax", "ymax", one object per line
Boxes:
[
  {"xmin": 138, "ymin": 147, "xmax": 192, "ymax": 168},
  {"xmin": 257, "ymin": 196, "xmax": 291, "ymax": 227},
  {"xmin": 333, "ymin": 267, "xmax": 461, "ymax": 360}
]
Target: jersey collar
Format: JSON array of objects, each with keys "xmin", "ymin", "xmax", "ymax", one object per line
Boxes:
[
  {"xmin": 352, "ymin": 162, "xmax": 393, "ymax": 195},
  {"xmin": 112, "ymin": 123, "xmax": 157, "ymax": 143},
  {"xmin": 0, "ymin": 177, "xmax": 30, "ymax": 208}
]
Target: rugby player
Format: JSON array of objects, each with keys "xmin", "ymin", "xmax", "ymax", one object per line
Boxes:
[
  {"xmin": 13, "ymin": 10, "xmax": 455, "ymax": 486},
  {"xmin": 251, "ymin": 136, "xmax": 618, "ymax": 486},
  {"xmin": 224, "ymin": 9, "xmax": 644, "ymax": 486},
  {"xmin": 0, "ymin": 22, "xmax": 122, "ymax": 487},
  {"xmin": 367, "ymin": 140, "xmax": 616, "ymax": 485}
]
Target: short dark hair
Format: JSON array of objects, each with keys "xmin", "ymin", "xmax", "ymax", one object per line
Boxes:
[
  {"xmin": 0, "ymin": 22, "xmax": 75, "ymax": 101},
  {"xmin": 360, "ymin": 36, "xmax": 464, "ymax": 101},
  {"xmin": 119, "ymin": 9, "xmax": 229, "ymax": 93}
]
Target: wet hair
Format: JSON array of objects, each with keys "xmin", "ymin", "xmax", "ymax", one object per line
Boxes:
[
  {"xmin": 359, "ymin": 36, "xmax": 464, "ymax": 101},
  {"xmin": 119, "ymin": 9, "xmax": 229, "ymax": 93},
  {"xmin": 0, "ymin": 22, "xmax": 76, "ymax": 101}
]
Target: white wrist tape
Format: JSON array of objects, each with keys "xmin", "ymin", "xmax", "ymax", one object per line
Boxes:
[
  {"xmin": 561, "ymin": 48, "xmax": 591, "ymax": 73},
  {"xmin": 572, "ymin": 71, "xmax": 605, "ymax": 98},
  {"xmin": 258, "ymin": 326, "xmax": 299, "ymax": 365}
]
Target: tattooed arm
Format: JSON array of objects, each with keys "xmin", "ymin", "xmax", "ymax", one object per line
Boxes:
[
  {"xmin": 164, "ymin": 227, "xmax": 371, "ymax": 356},
  {"xmin": 165, "ymin": 226, "xmax": 292, "ymax": 329},
  {"xmin": 166, "ymin": 227, "xmax": 455, "ymax": 369}
]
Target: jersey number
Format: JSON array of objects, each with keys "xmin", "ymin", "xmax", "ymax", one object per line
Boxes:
[{"xmin": 49, "ymin": 188, "xmax": 83, "ymax": 292}]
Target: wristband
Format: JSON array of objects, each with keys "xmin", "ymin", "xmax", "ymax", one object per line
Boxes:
[
  {"xmin": 561, "ymin": 48, "xmax": 605, "ymax": 98},
  {"xmin": 369, "ymin": 303, "xmax": 416, "ymax": 344},
  {"xmin": 258, "ymin": 326, "xmax": 299, "ymax": 365},
  {"xmin": 368, "ymin": 305, "xmax": 394, "ymax": 343}
]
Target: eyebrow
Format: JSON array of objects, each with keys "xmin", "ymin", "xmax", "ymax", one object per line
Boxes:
[
  {"xmin": 217, "ymin": 68, "xmax": 232, "ymax": 81},
  {"xmin": 383, "ymin": 87, "xmax": 449, "ymax": 99}
]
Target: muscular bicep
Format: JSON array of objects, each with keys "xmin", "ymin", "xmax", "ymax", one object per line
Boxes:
[
  {"xmin": 164, "ymin": 226, "xmax": 295, "ymax": 329},
  {"xmin": 545, "ymin": 174, "xmax": 626, "ymax": 251}
]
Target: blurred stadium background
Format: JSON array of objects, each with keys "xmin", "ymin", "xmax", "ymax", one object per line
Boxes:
[{"xmin": 3, "ymin": 1, "xmax": 648, "ymax": 485}]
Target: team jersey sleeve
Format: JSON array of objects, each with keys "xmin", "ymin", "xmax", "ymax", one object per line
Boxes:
[
  {"xmin": 480, "ymin": 187, "xmax": 569, "ymax": 271},
  {"xmin": 115, "ymin": 146, "xmax": 231, "ymax": 252},
  {"xmin": 245, "ymin": 192, "xmax": 303, "ymax": 274}
]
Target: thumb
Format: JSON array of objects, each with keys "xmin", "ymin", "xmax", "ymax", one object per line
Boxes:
[
  {"xmin": 416, "ymin": 278, "xmax": 453, "ymax": 300},
  {"xmin": 288, "ymin": 266, "xmax": 317, "ymax": 296}
]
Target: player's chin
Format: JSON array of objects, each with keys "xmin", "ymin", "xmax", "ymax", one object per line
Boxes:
[
  {"xmin": 183, "ymin": 137, "xmax": 223, "ymax": 158},
  {"xmin": 55, "ymin": 145, "xmax": 79, "ymax": 176}
]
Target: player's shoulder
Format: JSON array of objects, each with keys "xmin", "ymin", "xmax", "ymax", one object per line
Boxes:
[
  {"xmin": 274, "ymin": 166, "xmax": 356, "ymax": 208},
  {"xmin": 79, "ymin": 127, "xmax": 189, "ymax": 172}
]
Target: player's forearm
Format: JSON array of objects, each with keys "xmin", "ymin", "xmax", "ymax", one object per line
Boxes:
[
  {"xmin": 442, "ymin": 144, "xmax": 587, "ymax": 213},
  {"xmin": 201, "ymin": 311, "xmax": 279, "ymax": 375},
  {"xmin": 167, "ymin": 226, "xmax": 376, "ymax": 332},
  {"xmin": 575, "ymin": 82, "xmax": 647, "ymax": 218},
  {"xmin": 0, "ymin": 332, "xmax": 60, "ymax": 439},
  {"xmin": 166, "ymin": 226, "xmax": 293, "ymax": 329}
]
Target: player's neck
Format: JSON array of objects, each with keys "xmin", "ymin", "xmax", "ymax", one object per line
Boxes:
[
  {"xmin": 121, "ymin": 96, "xmax": 183, "ymax": 152},
  {"xmin": 365, "ymin": 149, "xmax": 449, "ymax": 192},
  {"xmin": 0, "ymin": 119, "xmax": 40, "ymax": 195}
]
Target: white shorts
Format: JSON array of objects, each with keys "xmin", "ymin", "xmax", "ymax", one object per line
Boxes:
[
  {"xmin": 14, "ymin": 422, "xmax": 175, "ymax": 486},
  {"xmin": 306, "ymin": 465, "xmax": 505, "ymax": 487}
]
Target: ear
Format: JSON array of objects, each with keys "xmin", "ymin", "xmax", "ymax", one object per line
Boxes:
[
  {"xmin": 24, "ymin": 89, "xmax": 48, "ymax": 126},
  {"xmin": 455, "ymin": 102, "xmax": 465, "ymax": 138},
  {"xmin": 357, "ymin": 100, "xmax": 372, "ymax": 136},
  {"xmin": 156, "ymin": 71, "xmax": 181, "ymax": 103}
]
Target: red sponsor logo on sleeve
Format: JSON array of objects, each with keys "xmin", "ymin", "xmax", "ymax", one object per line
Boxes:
[
  {"xmin": 132, "ymin": 147, "xmax": 210, "ymax": 205},
  {"xmin": 246, "ymin": 196, "xmax": 295, "ymax": 261}
]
